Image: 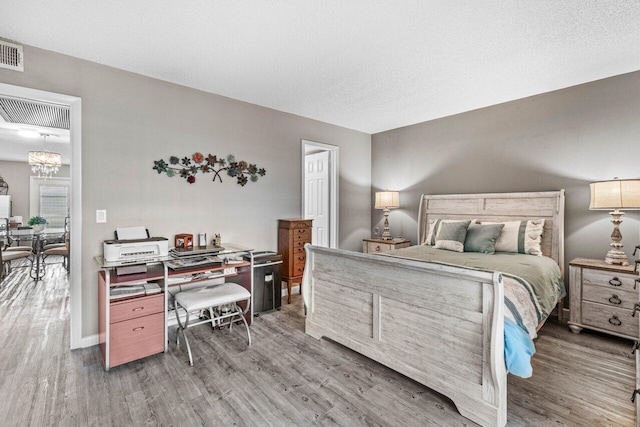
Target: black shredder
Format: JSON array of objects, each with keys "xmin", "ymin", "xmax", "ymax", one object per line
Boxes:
[{"xmin": 247, "ymin": 251, "xmax": 283, "ymax": 315}]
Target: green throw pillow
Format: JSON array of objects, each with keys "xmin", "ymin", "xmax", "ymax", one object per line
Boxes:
[
  {"xmin": 433, "ymin": 220, "xmax": 471, "ymax": 252},
  {"xmin": 464, "ymin": 223, "xmax": 505, "ymax": 254}
]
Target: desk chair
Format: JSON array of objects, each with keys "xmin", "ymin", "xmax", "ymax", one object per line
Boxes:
[
  {"xmin": 174, "ymin": 282, "xmax": 251, "ymax": 366},
  {"xmin": 0, "ymin": 248, "xmax": 33, "ymax": 283}
]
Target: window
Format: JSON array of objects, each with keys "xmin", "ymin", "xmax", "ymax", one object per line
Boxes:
[
  {"xmin": 30, "ymin": 176, "xmax": 70, "ymax": 228},
  {"xmin": 39, "ymin": 185, "xmax": 69, "ymax": 228}
]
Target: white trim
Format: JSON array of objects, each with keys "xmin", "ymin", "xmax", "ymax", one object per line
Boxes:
[
  {"xmin": 301, "ymin": 140, "xmax": 339, "ymax": 249},
  {"xmin": 0, "ymin": 83, "xmax": 83, "ymax": 350},
  {"xmin": 81, "ymin": 333, "xmax": 99, "ymax": 348}
]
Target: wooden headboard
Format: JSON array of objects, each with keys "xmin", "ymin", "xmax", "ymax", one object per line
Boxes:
[{"xmin": 418, "ymin": 190, "xmax": 565, "ymax": 271}]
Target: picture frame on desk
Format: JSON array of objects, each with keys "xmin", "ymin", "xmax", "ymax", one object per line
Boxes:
[{"xmin": 175, "ymin": 234, "xmax": 193, "ymax": 250}]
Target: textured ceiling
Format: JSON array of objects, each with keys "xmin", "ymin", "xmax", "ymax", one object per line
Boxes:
[{"xmin": 2, "ymin": 1, "xmax": 639, "ymax": 134}]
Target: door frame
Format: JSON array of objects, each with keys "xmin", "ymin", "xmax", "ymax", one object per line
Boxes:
[
  {"xmin": 0, "ymin": 83, "xmax": 82, "ymax": 350},
  {"xmin": 301, "ymin": 140, "xmax": 338, "ymax": 249}
]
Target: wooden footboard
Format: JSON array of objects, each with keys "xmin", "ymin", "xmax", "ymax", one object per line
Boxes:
[{"xmin": 302, "ymin": 245, "xmax": 507, "ymax": 427}]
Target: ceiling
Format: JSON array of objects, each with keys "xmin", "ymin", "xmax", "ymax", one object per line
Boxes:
[{"xmin": 2, "ymin": 1, "xmax": 639, "ymax": 134}]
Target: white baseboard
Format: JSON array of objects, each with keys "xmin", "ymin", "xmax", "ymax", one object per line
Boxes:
[
  {"xmin": 81, "ymin": 333, "xmax": 99, "ymax": 348},
  {"xmin": 282, "ymin": 284, "xmax": 300, "ymax": 297}
]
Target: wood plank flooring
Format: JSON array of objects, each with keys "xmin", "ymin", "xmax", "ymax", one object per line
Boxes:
[{"xmin": 0, "ymin": 260, "xmax": 636, "ymax": 426}]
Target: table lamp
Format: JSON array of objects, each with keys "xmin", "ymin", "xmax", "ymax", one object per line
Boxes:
[
  {"xmin": 589, "ymin": 178, "xmax": 640, "ymax": 266},
  {"xmin": 375, "ymin": 190, "xmax": 400, "ymax": 240}
]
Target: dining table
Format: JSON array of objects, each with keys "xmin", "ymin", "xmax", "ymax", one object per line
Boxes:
[{"xmin": 1, "ymin": 227, "xmax": 66, "ymax": 281}]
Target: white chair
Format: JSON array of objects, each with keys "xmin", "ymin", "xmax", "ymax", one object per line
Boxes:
[{"xmin": 174, "ymin": 282, "xmax": 251, "ymax": 366}]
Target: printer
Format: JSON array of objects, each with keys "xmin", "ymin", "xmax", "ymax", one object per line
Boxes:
[{"xmin": 103, "ymin": 226, "xmax": 169, "ymax": 268}]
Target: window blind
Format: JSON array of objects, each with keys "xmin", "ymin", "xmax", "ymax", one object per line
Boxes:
[{"xmin": 39, "ymin": 185, "xmax": 68, "ymax": 228}]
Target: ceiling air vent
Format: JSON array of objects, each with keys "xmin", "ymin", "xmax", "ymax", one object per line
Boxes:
[
  {"xmin": 0, "ymin": 40, "xmax": 24, "ymax": 72},
  {"xmin": 0, "ymin": 97, "xmax": 70, "ymax": 130}
]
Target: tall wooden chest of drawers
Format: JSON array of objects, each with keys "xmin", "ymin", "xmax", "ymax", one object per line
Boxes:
[
  {"xmin": 569, "ymin": 258, "xmax": 640, "ymax": 340},
  {"xmin": 278, "ymin": 219, "xmax": 313, "ymax": 304}
]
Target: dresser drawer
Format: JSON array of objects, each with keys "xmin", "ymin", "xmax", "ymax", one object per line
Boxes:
[
  {"xmin": 292, "ymin": 239, "xmax": 309, "ymax": 249},
  {"xmin": 292, "ymin": 252, "xmax": 306, "ymax": 267},
  {"xmin": 366, "ymin": 242, "xmax": 393, "ymax": 253},
  {"xmin": 581, "ymin": 301, "xmax": 638, "ymax": 338},
  {"xmin": 110, "ymin": 293, "xmax": 164, "ymax": 324},
  {"xmin": 290, "ymin": 264, "xmax": 305, "ymax": 277},
  {"xmin": 582, "ymin": 284, "xmax": 638, "ymax": 310},
  {"xmin": 583, "ymin": 268, "xmax": 639, "ymax": 292},
  {"xmin": 291, "ymin": 230, "xmax": 311, "ymax": 242},
  {"xmin": 110, "ymin": 312, "xmax": 165, "ymax": 367}
]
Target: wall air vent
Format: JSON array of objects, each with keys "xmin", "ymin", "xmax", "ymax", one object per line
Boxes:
[{"xmin": 0, "ymin": 40, "xmax": 24, "ymax": 72}]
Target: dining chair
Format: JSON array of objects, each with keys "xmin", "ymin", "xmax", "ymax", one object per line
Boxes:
[
  {"xmin": 43, "ymin": 232, "xmax": 70, "ymax": 273},
  {"xmin": 0, "ymin": 247, "xmax": 33, "ymax": 283}
]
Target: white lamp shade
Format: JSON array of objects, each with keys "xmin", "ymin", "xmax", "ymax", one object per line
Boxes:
[
  {"xmin": 375, "ymin": 191, "xmax": 400, "ymax": 209},
  {"xmin": 28, "ymin": 151, "xmax": 61, "ymax": 168},
  {"xmin": 590, "ymin": 179, "xmax": 640, "ymax": 210}
]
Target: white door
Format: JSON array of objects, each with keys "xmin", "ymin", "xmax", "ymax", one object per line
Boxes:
[{"xmin": 304, "ymin": 151, "xmax": 330, "ymax": 247}]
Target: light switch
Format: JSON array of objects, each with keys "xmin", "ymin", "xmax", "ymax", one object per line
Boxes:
[{"xmin": 96, "ymin": 209, "xmax": 107, "ymax": 223}]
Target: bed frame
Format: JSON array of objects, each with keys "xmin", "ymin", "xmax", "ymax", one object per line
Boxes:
[{"xmin": 301, "ymin": 191, "xmax": 565, "ymax": 427}]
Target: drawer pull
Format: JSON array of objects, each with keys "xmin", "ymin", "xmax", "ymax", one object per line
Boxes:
[
  {"xmin": 132, "ymin": 326, "xmax": 145, "ymax": 332},
  {"xmin": 635, "ymin": 278, "xmax": 639, "ymax": 290},
  {"xmin": 632, "ymin": 389, "xmax": 640, "ymax": 403},
  {"xmin": 375, "ymin": 245, "xmax": 381, "ymax": 252},
  {"xmin": 608, "ymin": 277, "xmax": 622, "ymax": 287},
  {"xmin": 608, "ymin": 295, "xmax": 622, "ymax": 305},
  {"xmin": 631, "ymin": 341, "xmax": 640, "ymax": 355},
  {"xmin": 633, "ymin": 303, "xmax": 640, "ymax": 317},
  {"xmin": 132, "ymin": 307, "xmax": 144, "ymax": 312},
  {"xmin": 609, "ymin": 315, "xmax": 622, "ymax": 326}
]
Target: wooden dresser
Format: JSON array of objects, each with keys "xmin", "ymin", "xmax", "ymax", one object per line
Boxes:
[
  {"xmin": 278, "ymin": 219, "xmax": 312, "ymax": 303},
  {"xmin": 569, "ymin": 258, "xmax": 640, "ymax": 340}
]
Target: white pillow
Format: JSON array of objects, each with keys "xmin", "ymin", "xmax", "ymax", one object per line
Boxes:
[
  {"xmin": 481, "ymin": 219, "xmax": 545, "ymax": 256},
  {"xmin": 425, "ymin": 218, "xmax": 476, "ymax": 246}
]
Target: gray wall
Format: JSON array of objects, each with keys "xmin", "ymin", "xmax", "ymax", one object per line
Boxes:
[
  {"xmin": 0, "ymin": 43, "xmax": 371, "ymax": 338},
  {"xmin": 372, "ymin": 70, "xmax": 640, "ymax": 292},
  {"xmin": 0, "ymin": 160, "xmax": 70, "ymax": 221}
]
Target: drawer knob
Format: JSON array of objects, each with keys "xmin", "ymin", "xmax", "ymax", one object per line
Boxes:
[
  {"xmin": 375, "ymin": 245, "xmax": 381, "ymax": 252},
  {"xmin": 608, "ymin": 315, "xmax": 622, "ymax": 326},
  {"xmin": 609, "ymin": 277, "xmax": 622, "ymax": 286},
  {"xmin": 608, "ymin": 295, "xmax": 622, "ymax": 305}
]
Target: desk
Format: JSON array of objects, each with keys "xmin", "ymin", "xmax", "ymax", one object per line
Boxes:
[
  {"xmin": 1, "ymin": 228, "xmax": 65, "ymax": 281},
  {"xmin": 95, "ymin": 243, "xmax": 254, "ymax": 370}
]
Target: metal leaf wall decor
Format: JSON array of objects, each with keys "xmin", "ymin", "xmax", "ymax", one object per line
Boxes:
[{"xmin": 153, "ymin": 153, "xmax": 266, "ymax": 186}]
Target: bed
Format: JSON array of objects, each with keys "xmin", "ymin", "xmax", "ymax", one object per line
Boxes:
[{"xmin": 301, "ymin": 191, "xmax": 565, "ymax": 427}]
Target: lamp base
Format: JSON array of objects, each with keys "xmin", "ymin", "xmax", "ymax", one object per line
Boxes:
[
  {"xmin": 605, "ymin": 249, "xmax": 629, "ymax": 266},
  {"xmin": 604, "ymin": 209, "xmax": 629, "ymax": 266}
]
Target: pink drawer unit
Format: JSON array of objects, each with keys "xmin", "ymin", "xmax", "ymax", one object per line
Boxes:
[{"xmin": 109, "ymin": 312, "xmax": 165, "ymax": 367}]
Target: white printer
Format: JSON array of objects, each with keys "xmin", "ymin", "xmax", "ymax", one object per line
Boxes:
[{"xmin": 103, "ymin": 226, "xmax": 169, "ymax": 265}]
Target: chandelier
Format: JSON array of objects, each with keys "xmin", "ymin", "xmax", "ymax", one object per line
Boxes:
[{"xmin": 28, "ymin": 134, "xmax": 61, "ymax": 179}]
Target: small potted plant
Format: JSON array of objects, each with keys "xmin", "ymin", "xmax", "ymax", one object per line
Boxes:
[{"xmin": 28, "ymin": 215, "xmax": 47, "ymax": 232}]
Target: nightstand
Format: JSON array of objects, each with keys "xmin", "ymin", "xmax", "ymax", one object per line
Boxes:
[
  {"xmin": 362, "ymin": 238, "xmax": 410, "ymax": 254},
  {"xmin": 568, "ymin": 257, "xmax": 640, "ymax": 340}
]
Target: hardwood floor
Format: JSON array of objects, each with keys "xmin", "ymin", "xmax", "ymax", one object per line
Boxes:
[{"xmin": 0, "ymin": 261, "xmax": 636, "ymax": 426}]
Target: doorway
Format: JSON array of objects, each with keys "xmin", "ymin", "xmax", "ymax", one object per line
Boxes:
[
  {"xmin": 301, "ymin": 140, "xmax": 338, "ymax": 248},
  {"xmin": 0, "ymin": 82, "xmax": 82, "ymax": 349}
]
